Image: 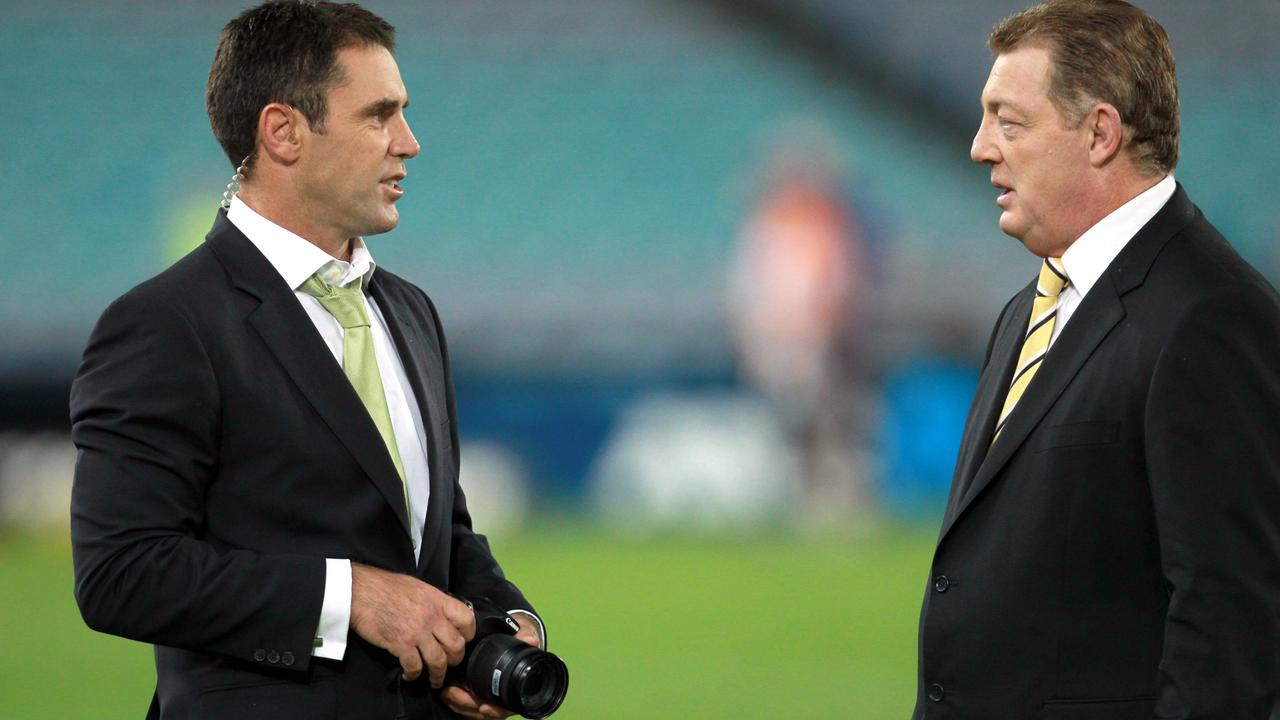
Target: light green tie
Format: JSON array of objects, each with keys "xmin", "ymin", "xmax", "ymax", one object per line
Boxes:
[{"xmin": 300, "ymin": 273, "xmax": 409, "ymax": 511}]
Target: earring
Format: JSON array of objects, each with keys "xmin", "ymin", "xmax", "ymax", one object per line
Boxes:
[{"xmin": 220, "ymin": 155, "xmax": 252, "ymax": 210}]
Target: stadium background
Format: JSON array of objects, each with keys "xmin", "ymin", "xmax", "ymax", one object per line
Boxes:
[{"xmin": 1, "ymin": 1, "xmax": 1276, "ymax": 717}]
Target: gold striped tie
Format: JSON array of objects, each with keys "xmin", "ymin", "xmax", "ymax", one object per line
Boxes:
[{"xmin": 992, "ymin": 257, "xmax": 1069, "ymax": 443}]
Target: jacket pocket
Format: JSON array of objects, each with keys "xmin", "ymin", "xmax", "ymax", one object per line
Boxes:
[
  {"xmin": 1034, "ymin": 420, "xmax": 1120, "ymax": 452},
  {"xmin": 1042, "ymin": 696, "xmax": 1155, "ymax": 719},
  {"xmin": 197, "ymin": 677, "xmax": 336, "ymax": 720}
]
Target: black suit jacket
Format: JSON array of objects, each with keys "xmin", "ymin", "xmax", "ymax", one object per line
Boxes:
[
  {"xmin": 914, "ymin": 186, "xmax": 1280, "ymax": 719},
  {"xmin": 70, "ymin": 211, "xmax": 533, "ymax": 720}
]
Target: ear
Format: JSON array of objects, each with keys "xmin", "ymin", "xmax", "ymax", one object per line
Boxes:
[
  {"xmin": 1086, "ymin": 102, "xmax": 1125, "ymax": 168},
  {"xmin": 256, "ymin": 102, "xmax": 304, "ymax": 165}
]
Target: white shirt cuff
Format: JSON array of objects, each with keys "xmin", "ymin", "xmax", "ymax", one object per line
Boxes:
[
  {"xmin": 507, "ymin": 609, "xmax": 546, "ymax": 649},
  {"xmin": 312, "ymin": 558, "xmax": 351, "ymax": 660}
]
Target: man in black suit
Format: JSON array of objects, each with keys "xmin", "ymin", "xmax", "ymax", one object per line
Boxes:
[
  {"xmin": 70, "ymin": 3, "xmax": 542, "ymax": 718},
  {"xmin": 915, "ymin": 1, "xmax": 1280, "ymax": 718}
]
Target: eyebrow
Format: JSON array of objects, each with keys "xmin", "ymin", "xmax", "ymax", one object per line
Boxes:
[
  {"xmin": 357, "ymin": 97, "xmax": 409, "ymax": 118},
  {"xmin": 982, "ymin": 90, "xmax": 1032, "ymax": 115}
]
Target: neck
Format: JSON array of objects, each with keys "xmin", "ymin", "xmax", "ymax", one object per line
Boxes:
[
  {"xmin": 1054, "ymin": 168, "xmax": 1166, "ymax": 255},
  {"xmin": 1098, "ymin": 168, "xmax": 1166, "ymax": 219},
  {"xmin": 1111, "ymin": 172, "xmax": 1172, "ymax": 211},
  {"xmin": 237, "ymin": 185, "xmax": 352, "ymax": 262}
]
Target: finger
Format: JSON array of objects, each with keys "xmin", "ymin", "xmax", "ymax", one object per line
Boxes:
[
  {"xmin": 477, "ymin": 702, "xmax": 512, "ymax": 719},
  {"xmin": 399, "ymin": 647, "xmax": 423, "ymax": 682},
  {"xmin": 449, "ymin": 703, "xmax": 488, "ymax": 720},
  {"xmin": 514, "ymin": 626, "xmax": 540, "ymax": 648},
  {"xmin": 445, "ymin": 599, "xmax": 477, "ymax": 640},
  {"xmin": 454, "ymin": 690, "xmax": 510, "ymax": 720},
  {"xmin": 451, "ymin": 688, "xmax": 507, "ymax": 720},
  {"xmin": 440, "ymin": 686, "xmax": 487, "ymax": 720},
  {"xmin": 441, "ymin": 685, "xmax": 480, "ymax": 708},
  {"xmin": 446, "ymin": 703, "xmax": 487, "ymax": 720},
  {"xmin": 422, "ymin": 642, "xmax": 448, "ymax": 688},
  {"xmin": 432, "ymin": 622, "xmax": 467, "ymax": 665}
]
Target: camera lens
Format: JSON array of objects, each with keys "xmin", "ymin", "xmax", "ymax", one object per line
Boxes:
[
  {"xmin": 464, "ymin": 634, "xmax": 569, "ymax": 718},
  {"xmin": 521, "ymin": 662, "xmax": 551, "ymax": 700},
  {"xmin": 509, "ymin": 649, "xmax": 568, "ymax": 718}
]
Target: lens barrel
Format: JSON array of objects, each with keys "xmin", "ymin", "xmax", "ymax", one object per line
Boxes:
[{"xmin": 464, "ymin": 634, "xmax": 569, "ymax": 718}]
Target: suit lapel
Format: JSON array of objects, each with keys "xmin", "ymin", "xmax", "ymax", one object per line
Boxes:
[
  {"xmin": 204, "ymin": 212, "xmax": 413, "ymax": 540},
  {"xmin": 938, "ymin": 278, "xmax": 1125, "ymax": 543},
  {"xmin": 936, "ymin": 183, "xmax": 1199, "ymax": 547},
  {"xmin": 367, "ymin": 274, "xmax": 454, "ymax": 577},
  {"xmin": 938, "ymin": 289, "xmax": 1030, "ymax": 535}
]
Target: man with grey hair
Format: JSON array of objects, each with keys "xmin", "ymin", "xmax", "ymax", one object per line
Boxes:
[{"xmin": 915, "ymin": 1, "xmax": 1280, "ymax": 717}]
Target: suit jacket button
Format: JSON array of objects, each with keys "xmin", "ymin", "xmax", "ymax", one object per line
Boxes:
[
  {"xmin": 934, "ymin": 575, "xmax": 950, "ymax": 593},
  {"xmin": 253, "ymin": 649, "xmax": 266, "ymax": 662},
  {"xmin": 928, "ymin": 683, "xmax": 945, "ymax": 702},
  {"xmin": 281, "ymin": 651, "xmax": 295, "ymax": 667},
  {"xmin": 267, "ymin": 650, "xmax": 281, "ymax": 664}
]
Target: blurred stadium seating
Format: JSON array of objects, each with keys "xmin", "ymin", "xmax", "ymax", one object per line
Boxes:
[
  {"xmin": 3, "ymin": 3, "xmax": 1278, "ymax": 718},
  {"xmin": 2, "ymin": 0, "xmax": 1280, "ymax": 515},
  {"xmin": 1, "ymin": 0, "xmax": 1276, "ymax": 526}
]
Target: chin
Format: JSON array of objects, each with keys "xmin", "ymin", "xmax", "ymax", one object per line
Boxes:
[
  {"xmin": 363, "ymin": 210, "xmax": 400, "ymax": 237},
  {"xmin": 1016, "ymin": 233, "xmax": 1067, "ymax": 259},
  {"xmin": 998, "ymin": 214, "xmax": 1028, "ymax": 241}
]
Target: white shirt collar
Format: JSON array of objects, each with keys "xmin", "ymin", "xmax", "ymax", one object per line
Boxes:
[
  {"xmin": 226, "ymin": 195, "xmax": 377, "ymax": 290},
  {"xmin": 1059, "ymin": 175, "xmax": 1176, "ymax": 297}
]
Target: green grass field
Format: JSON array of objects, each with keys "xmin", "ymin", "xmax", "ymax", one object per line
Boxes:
[{"xmin": 0, "ymin": 520, "xmax": 937, "ymax": 719}]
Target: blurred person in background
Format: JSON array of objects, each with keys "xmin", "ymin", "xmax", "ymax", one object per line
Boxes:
[
  {"xmin": 727, "ymin": 129, "xmax": 879, "ymax": 528},
  {"xmin": 915, "ymin": 1, "xmax": 1280, "ymax": 718},
  {"xmin": 69, "ymin": 2, "xmax": 542, "ymax": 719}
]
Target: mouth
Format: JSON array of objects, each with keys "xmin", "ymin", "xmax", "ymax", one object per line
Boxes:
[
  {"xmin": 381, "ymin": 173, "xmax": 405, "ymax": 197},
  {"xmin": 992, "ymin": 180, "xmax": 1014, "ymax": 206}
]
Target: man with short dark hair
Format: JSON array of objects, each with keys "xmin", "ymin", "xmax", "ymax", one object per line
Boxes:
[
  {"xmin": 70, "ymin": 3, "xmax": 542, "ymax": 718},
  {"xmin": 915, "ymin": 1, "xmax": 1280, "ymax": 717}
]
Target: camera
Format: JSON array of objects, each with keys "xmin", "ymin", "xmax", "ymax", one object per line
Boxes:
[{"xmin": 446, "ymin": 597, "xmax": 569, "ymax": 718}]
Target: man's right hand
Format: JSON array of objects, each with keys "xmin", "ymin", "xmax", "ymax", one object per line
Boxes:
[{"xmin": 350, "ymin": 563, "xmax": 475, "ymax": 687}]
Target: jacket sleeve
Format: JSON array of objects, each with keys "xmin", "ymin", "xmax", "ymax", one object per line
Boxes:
[
  {"xmin": 70, "ymin": 288, "xmax": 326, "ymax": 671},
  {"xmin": 419, "ymin": 292, "xmax": 539, "ymax": 630},
  {"xmin": 1144, "ymin": 288, "xmax": 1280, "ymax": 718}
]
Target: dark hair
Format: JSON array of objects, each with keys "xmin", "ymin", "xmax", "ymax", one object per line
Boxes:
[
  {"xmin": 989, "ymin": 0, "xmax": 1179, "ymax": 175},
  {"xmin": 206, "ymin": 0, "xmax": 395, "ymax": 169}
]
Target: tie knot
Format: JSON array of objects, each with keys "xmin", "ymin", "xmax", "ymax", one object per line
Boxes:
[
  {"xmin": 299, "ymin": 273, "xmax": 370, "ymax": 329},
  {"xmin": 1037, "ymin": 257, "xmax": 1070, "ymax": 298}
]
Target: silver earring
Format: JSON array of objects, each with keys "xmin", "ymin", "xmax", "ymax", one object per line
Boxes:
[{"xmin": 220, "ymin": 155, "xmax": 251, "ymax": 209}]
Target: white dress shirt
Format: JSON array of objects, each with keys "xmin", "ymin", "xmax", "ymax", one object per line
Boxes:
[
  {"xmin": 1051, "ymin": 175, "xmax": 1177, "ymax": 346},
  {"xmin": 227, "ymin": 196, "xmax": 433, "ymax": 660}
]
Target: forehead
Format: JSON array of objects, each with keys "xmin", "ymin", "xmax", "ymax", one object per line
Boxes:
[
  {"xmin": 981, "ymin": 44, "xmax": 1053, "ymax": 112},
  {"xmin": 327, "ymin": 44, "xmax": 408, "ymax": 109}
]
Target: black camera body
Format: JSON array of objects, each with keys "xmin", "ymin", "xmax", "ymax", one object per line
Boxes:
[{"xmin": 446, "ymin": 597, "xmax": 569, "ymax": 718}]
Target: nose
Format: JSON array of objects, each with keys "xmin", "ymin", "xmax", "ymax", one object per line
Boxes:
[
  {"xmin": 392, "ymin": 114, "xmax": 420, "ymax": 159},
  {"xmin": 970, "ymin": 118, "xmax": 998, "ymax": 165}
]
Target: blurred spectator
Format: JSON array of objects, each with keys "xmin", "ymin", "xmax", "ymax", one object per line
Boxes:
[{"xmin": 726, "ymin": 126, "xmax": 880, "ymax": 528}]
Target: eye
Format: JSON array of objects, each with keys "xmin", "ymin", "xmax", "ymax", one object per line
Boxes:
[
  {"xmin": 367, "ymin": 107, "xmax": 398, "ymax": 126},
  {"xmin": 998, "ymin": 116, "xmax": 1020, "ymax": 132}
]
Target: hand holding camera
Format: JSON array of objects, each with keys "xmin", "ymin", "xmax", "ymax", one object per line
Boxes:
[
  {"xmin": 349, "ymin": 563, "xmax": 476, "ymax": 688},
  {"xmin": 442, "ymin": 597, "xmax": 569, "ymax": 719},
  {"xmin": 350, "ymin": 566, "xmax": 568, "ymax": 717}
]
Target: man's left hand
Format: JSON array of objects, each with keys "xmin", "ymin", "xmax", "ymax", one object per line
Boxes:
[
  {"xmin": 440, "ymin": 685, "xmax": 511, "ymax": 720},
  {"xmin": 440, "ymin": 617, "xmax": 542, "ymax": 719}
]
